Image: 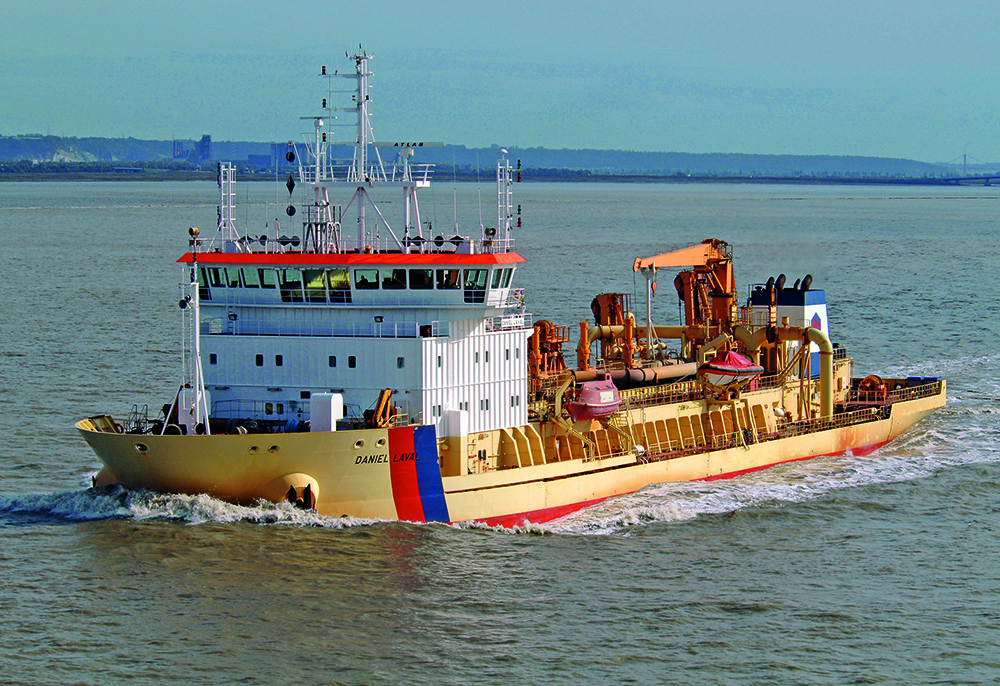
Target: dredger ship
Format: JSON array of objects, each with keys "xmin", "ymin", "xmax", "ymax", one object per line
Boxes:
[{"xmin": 76, "ymin": 52, "xmax": 946, "ymax": 526}]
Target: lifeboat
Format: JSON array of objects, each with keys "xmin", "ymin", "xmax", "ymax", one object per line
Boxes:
[
  {"xmin": 698, "ymin": 350, "xmax": 764, "ymax": 391},
  {"xmin": 567, "ymin": 372, "xmax": 621, "ymax": 421}
]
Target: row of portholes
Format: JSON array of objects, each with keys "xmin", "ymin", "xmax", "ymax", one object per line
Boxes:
[
  {"xmin": 133, "ymin": 442, "xmax": 281, "ymax": 454},
  {"xmin": 353, "ymin": 436, "xmax": 388, "ymax": 450}
]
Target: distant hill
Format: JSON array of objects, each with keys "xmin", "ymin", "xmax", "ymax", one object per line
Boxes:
[{"xmin": 0, "ymin": 134, "xmax": 990, "ymax": 179}]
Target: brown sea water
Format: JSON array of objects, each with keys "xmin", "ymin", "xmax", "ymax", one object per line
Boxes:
[{"xmin": 1, "ymin": 180, "xmax": 997, "ymax": 685}]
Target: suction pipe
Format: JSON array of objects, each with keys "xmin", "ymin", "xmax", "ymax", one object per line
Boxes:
[
  {"xmin": 775, "ymin": 326, "xmax": 834, "ymax": 419},
  {"xmin": 805, "ymin": 327, "xmax": 835, "ymax": 419}
]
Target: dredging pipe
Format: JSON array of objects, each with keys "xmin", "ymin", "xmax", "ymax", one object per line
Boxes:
[
  {"xmin": 774, "ymin": 326, "xmax": 834, "ymax": 418},
  {"xmin": 731, "ymin": 324, "xmax": 833, "ymax": 418},
  {"xmin": 572, "ymin": 362, "xmax": 699, "ymax": 388}
]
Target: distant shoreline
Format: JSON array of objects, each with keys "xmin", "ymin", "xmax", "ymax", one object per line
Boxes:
[{"xmin": 0, "ymin": 169, "xmax": 995, "ymax": 186}]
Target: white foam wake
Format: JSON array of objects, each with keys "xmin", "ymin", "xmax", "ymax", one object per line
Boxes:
[
  {"xmin": 0, "ymin": 486, "xmax": 377, "ymax": 529},
  {"xmin": 546, "ymin": 420, "xmax": 988, "ymax": 536}
]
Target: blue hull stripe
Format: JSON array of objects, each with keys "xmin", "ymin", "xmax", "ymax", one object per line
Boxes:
[{"xmin": 413, "ymin": 425, "xmax": 450, "ymax": 522}]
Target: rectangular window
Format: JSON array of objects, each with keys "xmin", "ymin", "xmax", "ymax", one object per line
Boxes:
[
  {"xmin": 382, "ymin": 268, "xmax": 407, "ymax": 290},
  {"xmin": 501, "ymin": 268, "xmax": 513, "ymax": 288},
  {"xmin": 485, "ymin": 350, "xmax": 490, "ymax": 362},
  {"xmin": 354, "ymin": 269, "xmax": 379, "ymax": 290},
  {"xmin": 491, "ymin": 269, "xmax": 504, "ymax": 289},
  {"xmin": 300, "ymin": 391, "xmax": 311, "ymax": 399},
  {"xmin": 329, "ymin": 355, "xmax": 337, "ymax": 367},
  {"xmin": 242, "ymin": 268, "xmax": 261, "ymax": 288},
  {"xmin": 397, "ymin": 357, "xmax": 405, "ymax": 369},
  {"xmin": 464, "ymin": 269, "xmax": 488, "ymax": 290},
  {"xmin": 265, "ymin": 402, "xmax": 273, "ymax": 415},
  {"xmin": 464, "ymin": 269, "xmax": 488, "ymax": 303},
  {"xmin": 348, "ymin": 356, "xmax": 357, "ymax": 368},
  {"xmin": 303, "ymin": 269, "xmax": 327, "ymax": 303},
  {"xmin": 328, "ymin": 269, "xmax": 352, "ymax": 303},
  {"xmin": 505, "ymin": 348, "xmax": 510, "ymax": 361},
  {"xmin": 207, "ymin": 267, "xmax": 224, "ymax": 288},
  {"xmin": 198, "ymin": 267, "xmax": 212, "ymax": 301},
  {"xmin": 225, "ymin": 268, "xmax": 241, "ymax": 288},
  {"xmin": 255, "ymin": 354, "xmax": 263, "ymax": 367},
  {"xmin": 475, "ymin": 352, "xmax": 479, "ymax": 364},
  {"xmin": 275, "ymin": 355, "xmax": 283, "ymax": 366},
  {"xmin": 278, "ymin": 269, "xmax": 304, "ymax": 303},
  {"xmin": 437, "ymin": 355, "xmax": 442, "ymax": 368},
  {"xmin": 209, "ymin": 353, "xmax": 217, "ymax": 365},
  {"xmin": 436, "ymin": 269, "xmax": 461, "ymax": 290},
  {"xmin": 409, "ymin": 269, "xmax": 434, "ymax": 289},
  {"xmin": 259, "ymin": 269, "xmax": 277, "ymax": 289}
]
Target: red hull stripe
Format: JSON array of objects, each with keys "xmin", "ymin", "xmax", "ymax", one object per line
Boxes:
[
  {"xmin": 472, "ymin": 497, "xmax": 611, "ymax": 528},
  {"xmin": 388, "ymin": 427, "xmax": 425, "ymax": 522},
  {"xmin": 178, "ymin": 252, "xmax": 526, "ymax": 266},
  {"xmin": 700, "ymin": 440, "xmax": 890, "ymax": 481}
]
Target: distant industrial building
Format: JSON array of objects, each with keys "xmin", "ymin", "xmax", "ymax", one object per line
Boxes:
[{"xmin": 173, "ymin": 135, "xmax": 213, "ymax": 162}]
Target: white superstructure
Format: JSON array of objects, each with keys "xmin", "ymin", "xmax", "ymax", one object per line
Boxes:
[{"xmin": 183, "ymin": 51, "xmax": 530, "ymax": 435}]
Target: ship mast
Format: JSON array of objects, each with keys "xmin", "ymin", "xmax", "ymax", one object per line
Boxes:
[
  {"xmin": 497, "ymin": 150, "xmax": 514, "ymax": 247},
  {"xmin": 171, "ymin": 226, "xmax": 211, "ymax": 435},
  {"xmin": 295, "ymin": 49, "xmax": 434, "ymax": 254}
]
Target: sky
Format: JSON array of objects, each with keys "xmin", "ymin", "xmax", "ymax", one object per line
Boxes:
[{"xmin": 2, "ymin": 0, "xmax": 999, "ymax": 163}]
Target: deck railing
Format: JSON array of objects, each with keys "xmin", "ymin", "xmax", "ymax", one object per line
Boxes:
[{"xmin": 630, "ymin": 378, "xmax": 942, "ymax": 465}]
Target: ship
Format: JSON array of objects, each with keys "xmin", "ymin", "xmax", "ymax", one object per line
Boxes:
[{"xmin": 76, "ymin": 51, "xmax": 946, "ymax": 527}]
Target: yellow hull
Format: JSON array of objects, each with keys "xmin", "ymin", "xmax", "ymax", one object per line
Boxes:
[{"xmin": 77, "ymin": 381, "xmax": 945, "ymax": 526}]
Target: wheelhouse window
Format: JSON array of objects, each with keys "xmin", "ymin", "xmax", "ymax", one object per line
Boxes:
[
  {"xmin": 464, "ymin": 269, "xmax": 488, "ymax": 303},
  {"xmin": 436, "ymin": 269, "xmax": 461, "ymax": 290},
  {"xmin": 242, "ymin": 268, "xmax": 261, "ymax": 288},
  {"xmin": 354, "ymin": 269, "xmax": 379, "ymax": 290},
  {"xmin": 198, "ymin": 267, "xmax": 212, "ymax": 301},
  {"xmin": 382, "ymin": 268, "xmax": 407, "ymax": 290},
  {"xmin": 278, "ymin": 269, "xmax": 304, "ymax": 303},
  {"xmin": 303, "ymin": 269, "xmax": 327, "ymax": 303},
  {"xmin": 409, "ymin": 269, "xmax": 434, "ymax": 290},
  {"xmin": 206, "ymin": 267, "xmax": 224, "ymax": 288},
  {"xmin": 225, "ymin": 268, "xmax": 241, "ymax": 288},
  {"xmin": 328, "ymin": 269, "xmax": 352, "ymax": 303},
  {"xmin": 259, "ymin": 269, "xmax": 277, "ymax": 289},
  {"xmin": 489, "ymin": 268, "xmax": 514, "ymax": 289}
]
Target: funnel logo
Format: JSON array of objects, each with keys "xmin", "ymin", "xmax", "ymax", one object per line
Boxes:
[{"xmin": 811, "ymin": 313, "xmax": 822, "ymax": 329}]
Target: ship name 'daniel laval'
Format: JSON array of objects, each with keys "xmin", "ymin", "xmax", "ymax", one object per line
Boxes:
[{"xmin": 76, "ymin": 48, "xmax": 946, "ymax": 526}]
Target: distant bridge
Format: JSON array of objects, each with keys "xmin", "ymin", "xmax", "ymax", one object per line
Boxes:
[{"xmin": 938, "ymin": 175, "xmax": 1000, "ymax": 186}]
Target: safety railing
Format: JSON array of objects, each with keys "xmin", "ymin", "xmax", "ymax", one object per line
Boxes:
[{"xmin": 208, "ymin": 231, "xmax": 515, "ymax": 257}]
